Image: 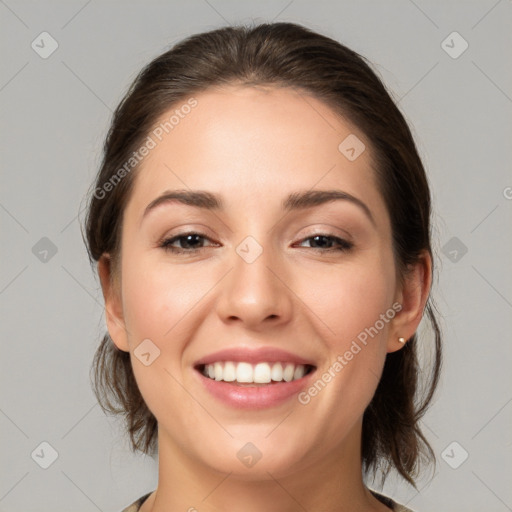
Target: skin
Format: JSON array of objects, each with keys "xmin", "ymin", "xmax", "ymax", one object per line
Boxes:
[{"xmin": 98, "ymin": 85, "xmax": 431, "ymax": 512}]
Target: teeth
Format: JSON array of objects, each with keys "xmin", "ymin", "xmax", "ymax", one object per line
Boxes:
[
  {"xmin": 223, "ymin": 361, "xmax": 236, "ymax": 382},
  {"xmin": 236, "ymin": 362, "xmax": 253, "ymax": 383},
  {"xmin": 202, "ymin": 361, "xmax": 310, "ymax": 383},
  {"xmin": 271, "ymin": 362, "xmax": 283, "ymax": 381},
  {"xmin": 293, "ymin": 364, "xmax": 305, "ymax": 380},
  {"xmin": 214, "ymin": 362, "xmax": 223, "ymax": 381},
  {"xmin": 283, "ymin": 363, "xmax": 295, "ymax": 382},
  {"xmin": 254, "ymin": 362, "xmax": 271, "ymax": 383}
]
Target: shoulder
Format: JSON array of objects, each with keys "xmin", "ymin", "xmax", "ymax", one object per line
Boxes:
[
  {"xmin": 393, "ymin": 504, "xmax": 415, "ymax": 512},
  {"xmin": 119, "ymin": 491, "xmax": 153, "ymax": 512},
  {"xmin": 370, "ymin": 490, "xmax": 416, "ymax": 512},
  {"xmin": 394, "ymin": 505, "xmax": 415, "ymax": 512},
  {"xmin": 120, "ymin": 490, "xmax": 415, "ymax": 512}
]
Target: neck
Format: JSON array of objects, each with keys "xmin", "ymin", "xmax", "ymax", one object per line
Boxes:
[{"xmin": 143, "ymin": 419, "xmax": 387, "ymax": 512}]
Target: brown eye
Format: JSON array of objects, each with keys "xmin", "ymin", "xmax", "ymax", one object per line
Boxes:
[
  {"xmin": 160, "ymin": 232, "xmax": 216, "ymax": 253},
  {"xmin": 297, "ymin": 235, "xmax": 353, "ymax": 252}
]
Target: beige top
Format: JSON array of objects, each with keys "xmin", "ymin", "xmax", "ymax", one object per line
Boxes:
[{"xmin": 120, "ymin": 490, "xmax": 415, "ymax": 511}]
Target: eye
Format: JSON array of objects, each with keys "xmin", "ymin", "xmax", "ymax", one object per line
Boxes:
[
  {"xmin": 158, "ymin": 232, "xmax": 353, "ymax": 255},
  {"xmin": 296, "ymin": 234, "xmax": 353, "ymax": 252},
  {"xmin": 159, "ymin": 232, "xmax": 217, "ymax": 254}
]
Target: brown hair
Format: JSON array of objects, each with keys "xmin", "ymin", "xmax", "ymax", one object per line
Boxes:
[{"xmin": 84, "ymin": 22, "xmax": 441, "ymax": 488}]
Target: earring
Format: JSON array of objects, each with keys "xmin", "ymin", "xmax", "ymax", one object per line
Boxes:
[{"xmin": 398, "ymin": 337, "xmax": 406, "ymax": 344}]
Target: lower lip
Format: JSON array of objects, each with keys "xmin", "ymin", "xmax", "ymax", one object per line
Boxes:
[{"xmin": 196, "ymin": 369, "xmax": 316, "ymax": 409}]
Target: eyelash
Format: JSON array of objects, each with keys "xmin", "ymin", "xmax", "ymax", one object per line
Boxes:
[{"xmin": 158, "ymin": 232, "xmax": 354, "ymax": 254}]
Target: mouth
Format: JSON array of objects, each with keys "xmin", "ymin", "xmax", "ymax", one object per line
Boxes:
[
  {"xmin": 195, "ymin": 361, "xmax": 316, "ymax": 386},
  {"xmin": 192, "ymin": 347, "xmax": 318, "ymax": 409},
  {"xmin": 193, "ymin": 346, "xmax": 318, "ymax": 408}
]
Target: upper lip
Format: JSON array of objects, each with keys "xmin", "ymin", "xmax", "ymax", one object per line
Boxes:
[{"xmin": 193, "ymin": 347, "xmax": 316, "ymax": 367}]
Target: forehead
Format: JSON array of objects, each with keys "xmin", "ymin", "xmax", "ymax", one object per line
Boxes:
[{"xmin": 126, "ymin": 85, "xmax": 388, "ymax": 226}]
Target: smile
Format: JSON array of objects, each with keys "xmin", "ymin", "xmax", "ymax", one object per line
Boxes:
[{"xmin": 199, "ymin": 361, "xmax": 315, "ymax": 385}]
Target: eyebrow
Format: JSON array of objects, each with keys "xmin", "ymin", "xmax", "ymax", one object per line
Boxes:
[
  {"xmin": 142, "ymin": 189, "xmax": 375, "ymax": 226},
  {"xmin": 284, "ymin": 189, "xmax": 374, "ymax": 225}
]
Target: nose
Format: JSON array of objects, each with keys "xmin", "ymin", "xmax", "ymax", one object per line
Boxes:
[{"xmin": 215, "ymin": 240, "xmax": 293, "ymax": 331}]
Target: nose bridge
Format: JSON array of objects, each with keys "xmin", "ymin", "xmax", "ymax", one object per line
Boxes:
[{"xmin": 215, "ymin": 234, "xmax": 292, "ymax": 327}]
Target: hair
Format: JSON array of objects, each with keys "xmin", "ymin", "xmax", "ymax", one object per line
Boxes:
[{"xmin": 84, "ymin": 21, "xmax": 442, "ymax": 488}]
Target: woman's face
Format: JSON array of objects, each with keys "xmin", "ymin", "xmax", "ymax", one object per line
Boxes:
[{"xmin": 103, "ymin": 85, "xmax": 413, "ymax": 478}]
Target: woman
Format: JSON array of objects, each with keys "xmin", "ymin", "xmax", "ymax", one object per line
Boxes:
[{"xmin": 85, "ymin": 22, "xmax": 442, "ymax": 512}]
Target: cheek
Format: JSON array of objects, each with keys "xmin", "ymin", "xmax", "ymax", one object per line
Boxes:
[
  {"xmin": 294, "ymin": 251, "xmax": 396, "ymax": 409},
  {"xmin": 292, "ymin": 270, "xmax": 396, "ymax": 445},
  {"xmin": 120, "ymin": 252, "xmax": 209, "ymax": 345},
  {"xmin": 119, "ymin": 252, "xmax": 211, "ymax": 428},
  {"xmin": 296, "ymin": 253, "xmax": 396, "ymax": 348}
]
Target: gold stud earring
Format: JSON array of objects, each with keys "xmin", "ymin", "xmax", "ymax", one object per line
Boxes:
[{"xmin": 398, "ymin": 337, "xmax": 406, "ymax": 344}]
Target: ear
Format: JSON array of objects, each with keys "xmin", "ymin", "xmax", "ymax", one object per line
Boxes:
[
  {"xmin": 97, "ymin": 254, "xmax": 129, "ymax": 352},
  {"xmin": 387, "ymin": 250, "xmax": 432, "ymax": 353}
]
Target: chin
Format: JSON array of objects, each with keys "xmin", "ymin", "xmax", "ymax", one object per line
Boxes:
[{"xmin": 188, "ymin": 433, "xmax": 311, "ymax": 481}]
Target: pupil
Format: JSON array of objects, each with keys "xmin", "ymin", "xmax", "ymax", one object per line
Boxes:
[
  {"xmin": 312, "ymin": 235, "xmax": 330, "ymax": 248},
  {"xmin": 183, "ymin": 234, "xmax": 201, "ymax": 248}
]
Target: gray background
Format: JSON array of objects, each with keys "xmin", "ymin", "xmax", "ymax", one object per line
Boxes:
[{"xmin": 1, "ymin": 1, "xmax": 511, "ymax": 511}]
